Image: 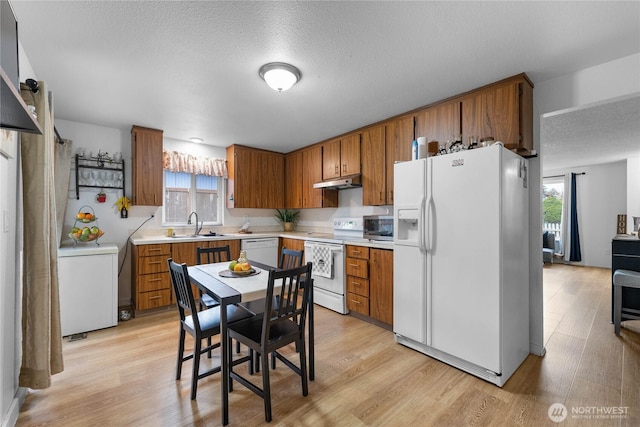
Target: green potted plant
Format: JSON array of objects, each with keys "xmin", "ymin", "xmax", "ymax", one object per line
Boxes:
[{"xmin": 274, "ymin": 208, "xmax": 300, "ymax": 231}]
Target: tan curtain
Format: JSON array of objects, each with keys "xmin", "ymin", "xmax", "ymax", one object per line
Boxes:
[
  {"xmin": 19, "ymin": 81, "xmax": 64, "ymax": 389},
  {"xmin": 162, "ymin": 149, "xmax": 227, "ymax": 177},
  {"xmin": 55, "ymin": 138, "xmax": 73, "ymax": 245}
]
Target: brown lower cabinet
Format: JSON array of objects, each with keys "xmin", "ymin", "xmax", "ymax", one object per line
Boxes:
[
  {"xmin": 131, "ymin": 240, "xmax": 241, "ymax": 313},
  {"xmin": 346, "ymin": 245, "xmax": 393, "ymax": 326},
  {"xmin": 279, "ymin": 237, "xmax": 306, "ymax": 263}
]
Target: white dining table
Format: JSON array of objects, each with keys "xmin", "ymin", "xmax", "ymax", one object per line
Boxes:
[{"xmin": 187, "ymin": 260, "xmax": 314, "ymax": 426}]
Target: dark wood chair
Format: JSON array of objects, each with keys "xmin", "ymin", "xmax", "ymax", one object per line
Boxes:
[
  {"xmin": 241, "ymin": 247, "xmax": 304, "ymax": 314},
  {"xmin": 227, "ymin": 262, "xmax": 313, "ymax": 422},
  {"xmin": 196, "ymin": 245, "xmax": 232, "ymax": 309},
  {"xmin": 237, "ymin": 247, "xmax": 304, "ymax": 358},
  {"xmin": 167, "ymin": 258, "xmax": 252, "ymax": 400}
]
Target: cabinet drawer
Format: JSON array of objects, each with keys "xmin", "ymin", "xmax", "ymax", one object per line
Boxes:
[
  {"xmin": 138, "ymin": 243, "xmax": 171, "ymax": 257},
  {"xmin": 347, "ymin": 276, "xmax": 370, "ymax": 297},
  {"xmin": 346, "ymin": 257, "xmax": 368, "ymax": 278},
  {"xmin": 347, "ymin": 292, "xmax": 369, "ymax": 316},
  {"xmin": 136, "ymin": 289, "xmax": 172, "ymax": 310},
  {"xmin": 138, "ymin": 254, "xmax": 170, "ymax": 275},
  {"xmin": 346, "ymin": 245, "xmax": 369, "ymax": 259},
  {"xmin": 613, "ymin": 240, "xmax": 640, "ymax": 257},
  {"xmin": 138, "ymin": 272, "xmax": 170, "ymax": 292}
]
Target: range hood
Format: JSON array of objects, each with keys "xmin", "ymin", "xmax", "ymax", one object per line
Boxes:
[{"xmin": 313, "ymin": 175, "xmax": 362, "ymax": 190}]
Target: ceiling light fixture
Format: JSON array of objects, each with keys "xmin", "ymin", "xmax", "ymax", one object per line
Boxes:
[
  {"xmin": 259, "ymin": 62, "xmax": 301, "ymax": 92},
  {"xmin": 189, "ymin": 137, "xmax": 203, "ymax": 144}
]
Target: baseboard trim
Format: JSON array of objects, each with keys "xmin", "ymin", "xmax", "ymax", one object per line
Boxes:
[
  {"xmin": 1, "ymin": 387, "xmax": 26, "ymax": 427},
  {"xmin": 529, "ymin": 343, "xmax": 546, "ymax": 357}
]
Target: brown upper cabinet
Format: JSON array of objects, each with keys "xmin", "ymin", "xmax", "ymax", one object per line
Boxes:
[
  {"xmin": 285, "ymin": 151, "xmax": 304, "ymax": 209},
  {"xmin": 415, "ymin": 99, "xmax": 461, "ymax": 149},
  {"xmin": 302, "ymin": 145, "xmax": 338, "ymax": 208},
  {"xmin": 461, "ymin": 76, "xmax": 533, "ymax": 151},
  {"xmin": 322, "ymin": 133, "xmax": 361, "ymax": 180},
  {"xmin": 361, "ymin": 115, "xmax": 414, "ymax": 206},
  {"xmin": 131, "ymin": 125, "xmax": 164, "ymax": 206},
  {"xmin": 227, "ymin": 145, "xmax": 284, "ymax": 209},
  {"xmin": 361, "ymin": 125, "xmax": 386, "ymax": 206}
]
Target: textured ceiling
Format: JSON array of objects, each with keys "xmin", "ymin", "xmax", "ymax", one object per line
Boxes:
[
  {"xmin": 10, "ymin": 1, "xmax": 640, "ymax": 171},
  {"xmin": 542, "ymin": 94, "xmax": 640, "ymax": 173}
]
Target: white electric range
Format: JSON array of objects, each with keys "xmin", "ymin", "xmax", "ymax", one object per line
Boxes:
[{"xmin": 304, "ymin": 217, "xmax": 364, "ymax": 314}]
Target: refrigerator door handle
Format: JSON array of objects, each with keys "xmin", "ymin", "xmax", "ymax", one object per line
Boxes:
[
  {"xmin": 418, "ymin": 196, "xmax": 426, "ymax": 252},
  {"xmin": 426, "ymin": 195, "xmax": 434, "ymax": 252}
]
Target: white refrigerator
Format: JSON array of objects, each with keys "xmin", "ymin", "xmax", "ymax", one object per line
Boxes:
[{"xmin": 393, "ymin": 145, "xmax": 529, "ymax": 387}]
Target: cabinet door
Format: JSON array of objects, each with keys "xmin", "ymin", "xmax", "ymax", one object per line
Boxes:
[
  {"xmin": 370, "ymin": 249, "xmax": 393, "ymax": 325},
  {"xmin": 171, "ymin": 242, "xmax": 199, "ymax": 266},
  {"xmin": 484, "ymin": 82, "xmax": 519, "ymax": 149},
  {"xmin": 227, "ymin": 145, "xmax": 283, "ymax": 208},
  {"xmin": 462, "ymin": 82, "xmax": 521, "ymax": 150},
  {"xmin": 285, "ymin": 151, "xmax": 303, "ymax": 208},
  {"xmin": 279, "ymin": 238, "xmax": 306, "ymax": 264},
  {"xmin": 461, "ymin": 92, "xmax": 484, "ymax": 145},
  {"xmin": 415, "ymin": 100, "xmax": 461, "ymax": 148},
  {"xmin": 261, "ymin": 151, "xmax": 284, "ymax": 208},
  {"xmin": 131, "ymin": 126, "xmax": 163, "ymax": 206},
  {"xmin": 226, "ymin": 145, "xmax": 257, "ymax": 208},
  {"xmin": 340, "ymin": 132, "xmax": 361, "ymax": 176},
  {"xmin": 322, "ymin": 138, "xmax": 341, "ymax": 180},
  {"xmin": 386, "ymin": 115, "xmax": 414, "ymax": 204},
  {"xmin": 361, "ymin": 125, "xmax": 386, "ymax": 206},
  {"xmin": 303, "ymin": 146, "xmax": 338, "ymax": 208}
]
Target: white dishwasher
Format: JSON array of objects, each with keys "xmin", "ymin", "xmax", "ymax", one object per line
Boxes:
[
  {"xmin": 57, "ymin": 243, "xmax": 118, "ymax": 336},
  {"xmin": 241, "ymin": 238, "xmax": 279, "ymax": 267}
]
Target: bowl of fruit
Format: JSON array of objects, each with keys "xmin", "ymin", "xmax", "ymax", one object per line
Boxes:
[
  {"xmin": 69, "ymin": 226, "xmax": 105, "ymax": 242},
  {"xmin": 226, "ymin": 260, "xmax": 255, "ymax": 276},
  {"xmin": 75, "ymin": 211, "xmax": 97, "ymax": 223}
]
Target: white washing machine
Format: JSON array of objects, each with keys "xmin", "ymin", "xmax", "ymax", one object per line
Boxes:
[{"xmin": 57, "ymin": 243, "xmax": 118, "ymax": 336}]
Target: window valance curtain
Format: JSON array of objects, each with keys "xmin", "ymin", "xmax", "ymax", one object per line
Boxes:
[{"xmin": 162, "ymin": 150, "xmax": 227, "ymax": 177}]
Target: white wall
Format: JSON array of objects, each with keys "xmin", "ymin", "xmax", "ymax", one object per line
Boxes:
[
  {"xmin": 546, "ymin": 161, "xmax": 627, "ymax": 268},
  {"xmin": 627, "ymin": 156, "xmax": 640, "ymax": 234}
]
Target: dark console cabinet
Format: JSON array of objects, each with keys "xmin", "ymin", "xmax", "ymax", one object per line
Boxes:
[{"xmin": 612, "ymin": 237, "xmax": 640, "ymax": 321}]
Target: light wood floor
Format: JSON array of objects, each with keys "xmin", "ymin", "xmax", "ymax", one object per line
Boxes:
[{"xmin": 16, "ymin": 264, "xmax": 639, "ymax": 426}]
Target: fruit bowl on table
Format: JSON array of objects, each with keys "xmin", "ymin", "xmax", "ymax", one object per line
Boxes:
[{"xmin": 230, "ymin": 268, "xmax": 255, "ymax": 276}]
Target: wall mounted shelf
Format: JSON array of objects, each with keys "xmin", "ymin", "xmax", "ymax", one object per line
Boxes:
[{"xmin": 75, "ymin": 154, "xmax": 125, "ymax": 200}]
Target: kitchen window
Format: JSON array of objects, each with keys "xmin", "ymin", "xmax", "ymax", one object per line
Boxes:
[{"xmin": 163, "ymin": 171, "xmax": 223, "ymax": 226}]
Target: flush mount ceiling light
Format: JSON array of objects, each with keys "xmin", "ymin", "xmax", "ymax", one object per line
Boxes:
[
  {"xmin": 259, "ymin": 62, "xmax": 301, "ymax": 92},
  {"xmin": 189, "ymin": 137, "xmax": 203, "ymax": 143}
]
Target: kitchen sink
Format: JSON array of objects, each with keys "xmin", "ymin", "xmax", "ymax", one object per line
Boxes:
[{"xmin": 171, "ymin": 233, "xmax": 224, "ymax": 239}]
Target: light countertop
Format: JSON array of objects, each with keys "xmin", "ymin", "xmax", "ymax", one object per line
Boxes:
[{"xmin": 129, "ymin": 231, "xmax": 394, "ymax": 249}]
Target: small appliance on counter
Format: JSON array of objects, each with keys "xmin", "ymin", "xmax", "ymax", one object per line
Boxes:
[{"xmin": 363, "ymin": 215, "xmax": 393, "ymax": 241}]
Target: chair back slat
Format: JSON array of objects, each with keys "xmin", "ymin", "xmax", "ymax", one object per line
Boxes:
[
  {"xmin": 167, "ymin": 258, "xmax": 200, "ymax": 329},
  {"xmin": 279, "ymin": 247, "xmax": 304, "ymax": 270},
  {"xmin": 197, "ymin": 245, "xmax": 231, "ymax": 265},
  {"xmin": 261, "ymin": 262, "xmax": 312, "ymax": 344}
]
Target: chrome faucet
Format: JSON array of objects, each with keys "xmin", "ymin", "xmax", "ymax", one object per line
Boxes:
[{"xmin": 187, "ymin": 211, "xmax": 202, "ymax": 236}]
